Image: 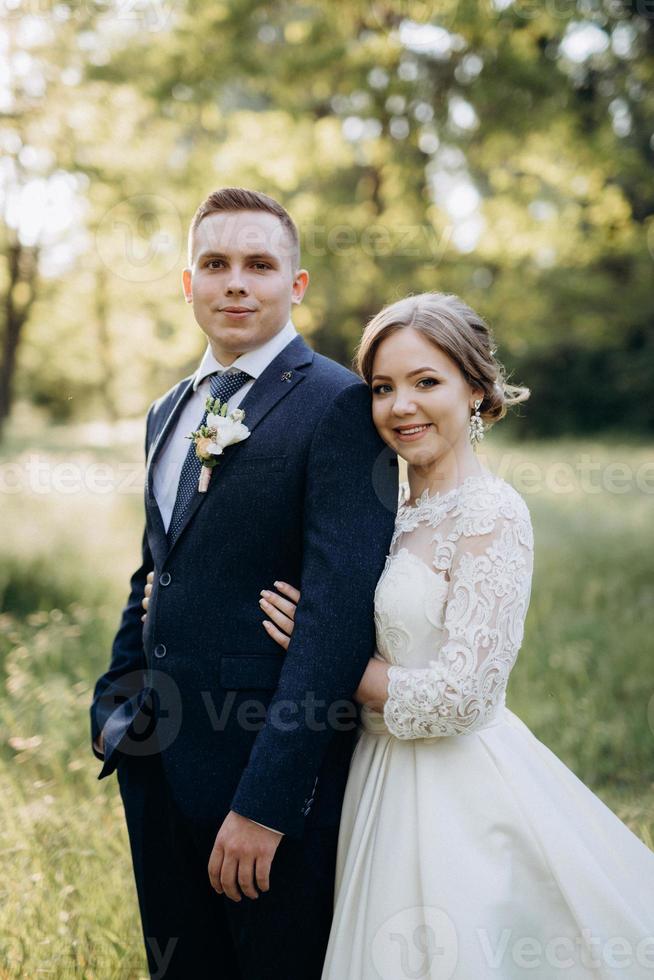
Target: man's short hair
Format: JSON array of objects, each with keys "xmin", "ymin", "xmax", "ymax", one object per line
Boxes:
[{"xmin": 188, "ymin": 187, "xmax": 300, "ymax": 270}]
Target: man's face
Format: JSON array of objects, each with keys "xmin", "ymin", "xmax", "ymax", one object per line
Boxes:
[{"xmin": 183, "ymin": 210, "xmax": 309, "ymax": 365}]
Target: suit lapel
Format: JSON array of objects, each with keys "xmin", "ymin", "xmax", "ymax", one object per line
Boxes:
[
  {"xmin": 165, "ymin": 334, "xmax": 314, "ymax": 554},
  {"xmin": 146, "ymin": 375, "xmax": 196, "ymax": 500},
  {"xmin": 143, "ymin": 376, "xmax": 195, "ymax": 564},
  {"xmin": 229, "ymin": 333, "xmax": 314, "ymax": 436}
]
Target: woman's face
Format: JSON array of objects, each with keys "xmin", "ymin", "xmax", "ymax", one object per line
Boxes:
[{"xmin": 371, "ymin": 326, "xmax": 481, "ymax": 467}]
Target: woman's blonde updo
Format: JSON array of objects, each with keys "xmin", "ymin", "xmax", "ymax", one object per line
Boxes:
[{"xmin": 354, "ymin": 291, "xmax": 530, "ymax": 427}]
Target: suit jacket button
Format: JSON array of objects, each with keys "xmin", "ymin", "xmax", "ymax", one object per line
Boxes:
[
  {"xmin": 159, "ymin": 572, "xmax": 171, "ymax": 587},
  {"xmin": 154, "ymin": 644, "xmax": 167, "ymax": 658}
]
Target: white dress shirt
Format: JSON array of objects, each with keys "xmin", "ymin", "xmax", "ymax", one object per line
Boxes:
[{"xmin": 153, "ymin": 318, "xmax": 298, "ymax": 532}]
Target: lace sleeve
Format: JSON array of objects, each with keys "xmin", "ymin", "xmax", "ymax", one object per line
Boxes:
[{"xmin": 383, "ymin": 492, "xmax": 534, "ymax": 739}]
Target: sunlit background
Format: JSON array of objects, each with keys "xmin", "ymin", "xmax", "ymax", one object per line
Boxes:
[{"xmin": 1, "ymin": 1, "xmax": 653, "ymax": 976}]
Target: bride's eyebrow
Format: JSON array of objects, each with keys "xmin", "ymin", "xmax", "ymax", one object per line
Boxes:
[
  {"xmin": 407, "ymin": 366, "xmax": 442, "ymax": 378},
  {"xmin": 371, "ymin": 367, "xmax": 443, "ymax": 382}
]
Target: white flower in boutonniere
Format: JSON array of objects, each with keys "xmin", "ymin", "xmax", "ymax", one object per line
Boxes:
[{"xmin": 188, "ymin": 396, "xmax": 250, "ymax": 492}]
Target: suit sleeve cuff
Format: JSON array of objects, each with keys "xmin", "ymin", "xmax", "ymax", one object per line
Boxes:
[{"xmin": 250, "ymin": 819, "xmax": 284, "ymax": 836}]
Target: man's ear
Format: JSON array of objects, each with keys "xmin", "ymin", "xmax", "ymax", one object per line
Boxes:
[
  {"xmin": 182, "ymin": 267, "xmax": 193, "ymax": 303},
  {"xmin": 291, "ymin": 268, "xmax": 309, "ymax": 305}
]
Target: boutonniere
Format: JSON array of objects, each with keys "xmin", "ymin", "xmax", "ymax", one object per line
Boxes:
[{"xmin": 188, "ymin": 397, "xmax": 250, "ymax": 492}]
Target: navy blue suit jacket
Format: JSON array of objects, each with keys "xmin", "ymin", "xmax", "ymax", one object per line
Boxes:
[{"xmin": 90, "ymin": 333, "xmax": 398, "ymax": 838}]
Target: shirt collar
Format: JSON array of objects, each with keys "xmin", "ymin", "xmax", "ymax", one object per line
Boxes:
[{"xmin": 192, "ymin": 319, "xmax": 298, "ymax": 391}]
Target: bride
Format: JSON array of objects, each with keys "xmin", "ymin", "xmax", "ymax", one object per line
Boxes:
[{"xmin": 256, "ymin": 292, "xmax": 654, "ymax": 979}]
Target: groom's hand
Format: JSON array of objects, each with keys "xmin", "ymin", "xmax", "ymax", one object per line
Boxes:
[{"xmin": 209, "ymin": 811, "xmax": 282, "ymax": 902}]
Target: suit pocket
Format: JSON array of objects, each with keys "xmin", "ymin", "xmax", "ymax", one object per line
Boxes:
[
  {"xmin": 237, "ymin": 455, "xmax": 287, "ymax": 472},
  {"xmin": 219, "ymin": 654, "xmax": 283, "ymax": 690}
]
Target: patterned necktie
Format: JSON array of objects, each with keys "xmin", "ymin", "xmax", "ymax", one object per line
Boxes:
[{"xmin": 167, "ymin": 370, "xmax": 251, "ymax": 541}]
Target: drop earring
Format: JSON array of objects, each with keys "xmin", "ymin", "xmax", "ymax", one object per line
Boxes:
[{"xmin": 469, "ymin": 398, "xmax": 484, "ymax": 446}]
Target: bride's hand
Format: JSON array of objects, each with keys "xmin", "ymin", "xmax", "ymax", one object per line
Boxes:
[
  {"xmin": 259, "ymin": 581, "xmax": 301, "ymax": 650},
  {"xmin": 141, "ymin": 570, "xmax": 154, "ymax": 622}
]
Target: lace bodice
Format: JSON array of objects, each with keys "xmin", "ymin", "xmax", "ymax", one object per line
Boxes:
[{"xmin": 373, "ymin": 472, "xmax": 534, "ymax": 739}]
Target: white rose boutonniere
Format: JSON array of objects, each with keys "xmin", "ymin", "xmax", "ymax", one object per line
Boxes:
[{"xmin": 188, "ymin": 397, "xmax": 250, "ymax": 492}]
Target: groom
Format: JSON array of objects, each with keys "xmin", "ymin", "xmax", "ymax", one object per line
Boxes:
[{"xmin": 90, "ymin": 187, "xmax": 398, "ymax": 979}]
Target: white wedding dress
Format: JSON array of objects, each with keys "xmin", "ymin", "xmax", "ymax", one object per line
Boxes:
[{"xmin": 322, "ymin": 472, "xmax": 654, "ymax": 980}]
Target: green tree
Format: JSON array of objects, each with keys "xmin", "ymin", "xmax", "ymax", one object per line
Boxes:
[{"xmin": 6, "ymin": 0, "xmax": 652, "ymax": 436}]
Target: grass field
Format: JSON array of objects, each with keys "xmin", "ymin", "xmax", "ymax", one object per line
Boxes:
[{"xmin": 1, "ymin": 427, "xmax": 653, "ymax": 978}]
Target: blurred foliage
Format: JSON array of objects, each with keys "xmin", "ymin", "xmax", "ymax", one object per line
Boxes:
[{"xmin": 1, "ymin": 0, "xmax": 653, "ymax": 437}]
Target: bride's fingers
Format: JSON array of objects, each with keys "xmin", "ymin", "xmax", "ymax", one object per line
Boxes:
[
  {"xmin": 260, "ymin": 589, "xmax": 296, "ymax": 620},
  {"xmin": 146, "ymin": 571, "xmax": 154, "ymax": 584},
  {"xmin": 259, "ymin": 595, "xmax": 293, "ymax": 634},
  {"xmin": 273, "ymin": 581, "xmax": 301, "ymax": 605},
  {"xmin": 262, "ymin": 619, "xmax": 290, "ymax": 651},
  {"xmin": 141, "ymin": 583, "xmax": 153, "ymax": 614}
]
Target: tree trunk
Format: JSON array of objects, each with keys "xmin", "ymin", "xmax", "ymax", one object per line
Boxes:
[
  {"xmin": 94, "ymin": 264, "xmax": 119, "ymax": 422},
  {"xmin": 0, "ymin": 239, "xmax": 39, "ymax": 442}
]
